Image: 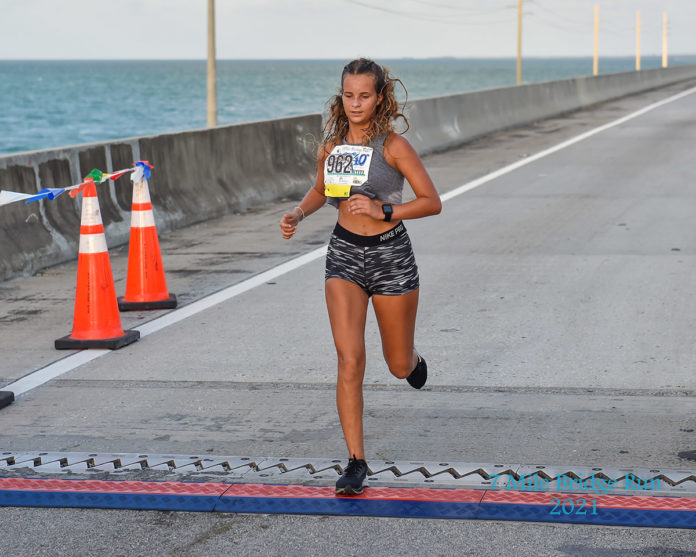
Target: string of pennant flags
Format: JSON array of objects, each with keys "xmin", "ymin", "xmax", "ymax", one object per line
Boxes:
[{"xmin": 0, "ymin": 161, "xmax": 153, "ymax": 208}]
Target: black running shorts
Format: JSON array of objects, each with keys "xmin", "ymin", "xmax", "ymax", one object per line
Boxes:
[{"xmin": 325, "ymin": 222, "xmax": 420, "ymax": 297}]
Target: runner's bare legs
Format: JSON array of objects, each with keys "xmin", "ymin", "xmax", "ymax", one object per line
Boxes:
[
  {"xmin": 326, "ymin": 278, "xmax": 370, "ymax": 460},
  {"xmin": 327, "ymin": 280, "xmax": 420, "ymax": 459}
]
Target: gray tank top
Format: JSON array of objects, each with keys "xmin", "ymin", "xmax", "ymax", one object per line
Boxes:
[{"xmin": 326, "ymin": 133, "xmax": 405, "ymax": 209}]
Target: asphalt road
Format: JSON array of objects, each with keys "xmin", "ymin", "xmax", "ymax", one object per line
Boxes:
[{"xmin": 1, "ymin": 79, "xmax": 696, "ymax": 556}]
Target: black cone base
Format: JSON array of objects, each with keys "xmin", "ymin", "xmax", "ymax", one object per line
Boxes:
[
  {"xmin": 0, "ymin": 391, "xmax": 14, "ymax": 410},
  {"xmin": 55, "ymin": 329, "xmax": 140, "ymax": 350},
  {"xmin": 118, "ymin": 294, "xmax": 177, "ymax": 311}
]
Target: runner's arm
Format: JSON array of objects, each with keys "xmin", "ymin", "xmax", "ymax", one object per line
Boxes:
[
  {"xmin": 384, "ymin": 134, "xmax": 441, "ymax": 220},
  {"xmin": 280, "ymin": 145, "xmax": 330, "ymax": 239}
]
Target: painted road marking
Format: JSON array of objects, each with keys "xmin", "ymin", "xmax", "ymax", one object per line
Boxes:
[{"xmin": 4, "ymin": 84, "xmax": 696, "ymax": 398}]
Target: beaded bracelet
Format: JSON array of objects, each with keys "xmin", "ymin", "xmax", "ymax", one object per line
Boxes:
[{"xmin": 294, "ymin": 206, "xmax": 305, "ymax": 221}]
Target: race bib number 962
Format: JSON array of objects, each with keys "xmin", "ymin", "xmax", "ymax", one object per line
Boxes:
[{"xmin": 324, "ymin": 145, "xmax": 374, "ymax": 198}]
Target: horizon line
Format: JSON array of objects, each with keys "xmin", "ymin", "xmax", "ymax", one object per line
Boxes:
[{"xmin": 1, "ymin": 54, "xmax": 696, "ymax": 62}]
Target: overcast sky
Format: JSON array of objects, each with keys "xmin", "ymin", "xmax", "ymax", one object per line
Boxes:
[{"xmin": 1, "ymin": 0, "xmax": 694, "ymax": 60}]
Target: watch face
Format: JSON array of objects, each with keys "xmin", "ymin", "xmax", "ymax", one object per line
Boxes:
[{"xmin": 383, "ymin": 204, "xmax": 393, "ymax": 221}]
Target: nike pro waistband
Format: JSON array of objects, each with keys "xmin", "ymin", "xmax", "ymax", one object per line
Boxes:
[{"xmin": 332, "ymin": 222, "xmax": 406, "ymax": 247}]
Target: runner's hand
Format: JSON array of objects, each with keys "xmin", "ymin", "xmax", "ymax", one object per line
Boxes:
[
  {"xmin": 280, "ymin": 212, "xmax": 300, "ymax": 239},
  {"xmin": 348, "ymin": 194, "xmax": 381, "ymax": 220}
]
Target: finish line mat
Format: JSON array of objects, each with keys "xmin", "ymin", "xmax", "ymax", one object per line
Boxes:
[
  {"xmin": 1, "ymin": 452, "xmax": 694, "ymax": 528},
  {"xmin": 1, "ymin": 478, "xmax": 695, "ymax": 527}
]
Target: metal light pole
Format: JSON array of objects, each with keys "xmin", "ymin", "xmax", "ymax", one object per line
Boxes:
[
  {"xmin": 593, "ymin": 4, "xmax": 599, "ymax": 76},
  {"xmin": 662, "ymin": 12, "xmax": 669, "ymax": 68},
  {"xmin": 207, "ymin": 0, "xmax": 218, "ymax": 127},
  {"xmin": 516, "ymin": 0, "xmax": 523, "ymax": 85},
  {"xmin": 635, "ymin": 10, "xmax": 641, "ymax": 71}
]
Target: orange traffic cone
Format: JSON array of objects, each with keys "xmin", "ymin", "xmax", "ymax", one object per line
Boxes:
[
  {"xmin": 55, "ymin": 179, "xmax": 140, "ymax": 350},
  {"xmin": 118, "ymin": 165, "xmax": 176, "ymax": 310}
]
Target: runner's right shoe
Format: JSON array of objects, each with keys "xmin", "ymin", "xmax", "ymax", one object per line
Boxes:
[{"xmin": 335, "ymin": 456, "xmax": 368, "ymax": 495}]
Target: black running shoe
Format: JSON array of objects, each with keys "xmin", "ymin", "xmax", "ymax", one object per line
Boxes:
[
  {"xmin": 335, "ymin": 456, "xmax": 368, "ymax": 495},
  {"xmin": 407, "ymin": 353, "xmax": 427, "ymax": 389}
]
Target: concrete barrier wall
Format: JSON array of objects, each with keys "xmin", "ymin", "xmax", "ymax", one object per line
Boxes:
[
  {"xmin": 403, "ymin": 64, "xmax": 696, "ymax": 155},
  {"xmin": 0, "ymin": 115, "xmax": 322, "ymax": 281},
  {"xmin": 1, "ymin": 64, "xmax": 695, "ymax": 281}
]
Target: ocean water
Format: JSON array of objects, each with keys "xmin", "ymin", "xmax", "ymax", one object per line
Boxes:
[{"xmin": 1, "ymin": 56, "xmax": 695, "ymax": 155}]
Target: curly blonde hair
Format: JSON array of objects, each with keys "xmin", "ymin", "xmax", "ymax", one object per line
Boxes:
[{"xmin": 323, "ymin": 58, "xmax": 409, "ymax": 150}]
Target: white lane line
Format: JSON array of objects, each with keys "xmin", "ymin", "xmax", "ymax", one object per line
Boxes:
[
  {"xmin": 441, "ymin": 84, "xmax": 696, "ymax": 202},
  {"xmin": 5, "ymin": 84, "xmax": 696, "ymax": 398},
  {"xmin": 4, "ymin": 350, "xmax": 109, "ymax": 397},
  {"xmin": 135, "ymin": 247, "xmax": 327, "ymax": 338},
  {"xmin": 4, "ymin": 247, "xmax": 327, "ymax": 397}
]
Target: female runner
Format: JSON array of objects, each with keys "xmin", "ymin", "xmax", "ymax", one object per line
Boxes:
[{"xmin": 280, "ymin": 58, "xmax": 441, "ymax": 495}]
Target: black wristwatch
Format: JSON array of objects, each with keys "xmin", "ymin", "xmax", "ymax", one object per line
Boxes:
[{"xmin": 382, "ymin": 203, "xmax": 393, "ymax": 222}]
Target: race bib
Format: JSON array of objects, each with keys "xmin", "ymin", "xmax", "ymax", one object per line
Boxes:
[{"xmin": 324, "ymin": 145, "xmax": 373, "ymax": 198}]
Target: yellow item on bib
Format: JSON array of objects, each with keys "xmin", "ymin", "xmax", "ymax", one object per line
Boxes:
[{"xmin": 324, "ymin": 184, "xmax": 352, "ymax": 198}]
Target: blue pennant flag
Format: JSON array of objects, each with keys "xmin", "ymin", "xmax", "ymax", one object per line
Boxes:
[{"xmin": 25, "ymin": 188, "xmax": 67, "ymax": 204}]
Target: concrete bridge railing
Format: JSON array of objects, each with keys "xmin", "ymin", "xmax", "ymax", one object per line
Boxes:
[{"xmin": 1, "ymin": 64, "xmax": 695, "ymax": 281}]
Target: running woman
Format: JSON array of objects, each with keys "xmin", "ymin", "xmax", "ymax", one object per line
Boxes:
[{"xmin": 280, "ymin": 58, "xmax": 441, "ymax": 495}]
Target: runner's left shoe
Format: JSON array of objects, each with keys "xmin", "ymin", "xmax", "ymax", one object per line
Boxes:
[{"xmin": 407, "ymin": 353, "xmax": 427, "ymax": 389}]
